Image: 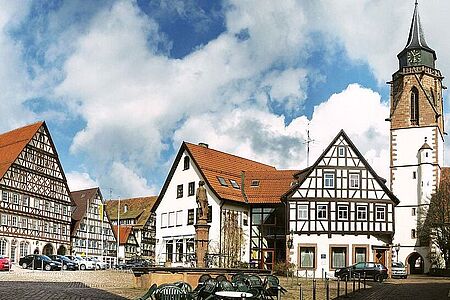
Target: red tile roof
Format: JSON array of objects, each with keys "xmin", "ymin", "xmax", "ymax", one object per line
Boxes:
[
  {"xmin": 0, "ymin": 122, "xmax": 43, "ymax": 179},
  {"xmin": 112, "ymin": 225, "xmax": 134, "ymax": 245},
  {"xmin": 185, "ymin": 142, "xmax": 299, "ymax": 204}
]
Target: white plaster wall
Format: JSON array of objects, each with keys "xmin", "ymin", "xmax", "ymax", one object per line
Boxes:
[
  {"xmin": 155, "ymin": 150, "xmax": 222, "ymax": 264},
  {"xmin": 289, "ymin": 234, "xmax": 388, "ymax": 278}
]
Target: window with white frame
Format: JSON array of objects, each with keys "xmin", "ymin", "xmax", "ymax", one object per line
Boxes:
[
  {"xmin": 338, "ymin": 146, "xmax": 346, "ymax": 157},
  {"xmin": 317, "ymin": 204, "xmax": 328, "ymax": 219},
  {"xmin": 19, "ymin": 241, "xmax": 29, "ymax": 257},
  {"xmin": 299, "ymin": 246, "xmax": 315, "ymax": 268},
  {"xmin": 0, "ymin": 239, "xmax": 7, "ymax": 255},
  {"xmin": 375, "ymin": 206, "xmax": 386, "ymax": 221},
  {"xmin": 324, "ymin": 173, "xmax": 335, "ymax": 188},
  {"xmin": 337, "ymin": 205, "xmax": 348, "ymax": 220},
  {"xmin": 1, "ymin": 191, "xmax": 8, "ymax": 203},
  {"xmin": 176, "ymin": 210, "xmax": 183, "ymax": 226},
  {"xmin": 349, "ymin": 173, "xmax": 360, "ymax": 189},
  {"xmin": 161, "ymin": 213, "xmax": 168, "ymax": 228},
  {"xmin": 11, "ymin": 216, "xmax": 17, "ymax": 227},
  {"xmin": 13, "ymin": 193, "xmax": 19, "ymax": 204},
  {"xmin": 1, "ymin": 214, "xmax": 7, "ymax": 226},
  {"xmin": 356, "ymin": 205, "xmax": 367, "ymax": 220},
  {"xmin": 22, "ymin": 196, "xmax": 29, "ymax": 207},
  {"xmin": 331, "ymin": 247, "xmax": 347, "ymax": 269},
  {"xmin": 168, "ymin": 212, "xmax": 175, "ymax": 227},
  {"xmin": 297, "ymin": 205, "xmax": 308, "ymax": 220}
]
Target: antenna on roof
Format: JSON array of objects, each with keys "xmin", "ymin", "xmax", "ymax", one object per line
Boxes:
[{"xmin": 303, "ymin": 122, "xmax": 316, "ymax": 166}]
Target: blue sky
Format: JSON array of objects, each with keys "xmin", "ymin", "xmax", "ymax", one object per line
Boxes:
[{"xmin": 1, "ymin": 0, "xmax": 449, "ymax": 198}]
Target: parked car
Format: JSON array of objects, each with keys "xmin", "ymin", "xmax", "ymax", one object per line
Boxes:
[
  {"xmin": 65, "ymin": 255, "xmax": 96, "ymax": 270},
  {"xmin": 87, "ymin": 257, "xmax": 108, "ymax": 270},
  {"xmin": 19, "ymin": 255, "xmax": 62, "ymax": 271},
  {"xmin": 335, "ymin": 262, "xmax": 388, "ymax": 282},
  {"xmin": 392, "ymin": 261, "xmax": 407, "ymax": 278},
  {"xmin": 0, "ymin": 255, "xmax": 10, "ymax": 271},
  {"xmin": 48, "ymin": 255, "xmax": 78, "ymax": 271}
]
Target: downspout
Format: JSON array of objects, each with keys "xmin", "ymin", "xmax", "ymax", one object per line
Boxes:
[
  {"xmin": 241, "ymin": 171, "xmax": 249, "ymax": 264},
  {"xmin": 219, "ymin": 199, "xmax": 224, "ymax": 267}
]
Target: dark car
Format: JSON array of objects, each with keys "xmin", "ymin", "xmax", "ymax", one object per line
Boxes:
[
  {"xmin": 48, "ymin": 255, "xmax": 78, "ymax": 271},
  {"xmin": 0, "ymin": 255, "xmax": 10, "ymax": 271},
  {"xmin": 334, "ymin": 262, "xmax": 388, "ymax": 282},
  {"xmin": 19, "ymin": 254, "xmax": 62, "ymax": 271}
]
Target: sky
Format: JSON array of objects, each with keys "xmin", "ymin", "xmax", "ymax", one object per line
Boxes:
[{"xmin": 1, "ymin": 0, "xmax": 450, "ymax": 199}]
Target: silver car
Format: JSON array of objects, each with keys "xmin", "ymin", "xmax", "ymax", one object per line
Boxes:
[{"xmin": 392, "ymin": 261, "xmax": 407, "ymax": 278}]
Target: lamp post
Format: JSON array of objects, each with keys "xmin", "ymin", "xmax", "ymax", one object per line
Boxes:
[{"xmin": 395, "ymin": 244, "xmax": 400, "ymax": 262}]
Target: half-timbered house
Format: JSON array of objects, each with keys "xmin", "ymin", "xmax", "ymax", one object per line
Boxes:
[
  {"xmin": 284, "ymin": 130, "xmax": 398, "ymax": 277},
  {"xmin": 70, "ymin": 187, "xmax": 117, "ymax": 266},
  {"xmin": 105, "ymin": 196, "xmax": 157, "ymax": 262},
  {"xmin": 0, "ymin": 122, "xmax": 73, "ymax": 262}
]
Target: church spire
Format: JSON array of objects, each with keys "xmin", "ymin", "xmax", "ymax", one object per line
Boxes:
[{"xmin": 397, "ymin": 1, "xmax": 436, "ymax": 69}]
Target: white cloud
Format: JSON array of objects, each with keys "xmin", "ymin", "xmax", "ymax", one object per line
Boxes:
[
  {"xmin": 66, "ymin": 171, "xmax": 99, "ymax": 191},
  {"xmin": 107, "ymin": 162, "xmax": 156, "ymax": 197}
]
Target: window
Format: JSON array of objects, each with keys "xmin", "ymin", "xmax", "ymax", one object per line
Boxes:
[
  {"xmin": 45, "ymin": 201, "xmax": 50, "ymax": 211},
  {"xmin": 183, "ymin": 156, "xmax": 190, "ymax": 170},
  {"xmin": 299, "ymin": 246, "xmax": 316, "ymax": 269},
  {"xmin": 0, "ymin": 239, "xmax": 7, "ymax": 256},
  {"xmin": 297, "ymin": 205, "xmax": 308, "ymax": 220},
  {"xmin": 166, "ymin": 240, "xmax": 173, "ymax": 262},
  {"xmin": 410, "ymin": 87, "xmax": 419, "ymax": 125},
  {"xmin": 217, "ymin": 177, "xmax": 228, "ymax": 186},
  {"xmin": 337, "ymin": 205, "xmax": 348, "ymax": 220},
  {"xmin": 331, "ymin": 247, "xmax": 347, "ymax": 269},
  {"xmin": 11, "ymin": 216, "xmax": 17, "ymax": 227},
  {"xmin": 188, "ymin": 182, "xmax": 195, "ymax": 196},
  {"xmin": 324, "ymin": 173, "xmax": 335, "ymax": 188},
  {"xmin": 0, "ymin": 214, "xmax": 6, "ymax": 225},
  {"xmin": 176, "ymin": 239, "xmax": 183, "ymax": 262},
  {"xmin": 338, "ymin": 146, "xmax": 345, "ymax": 157},
  {"xmin": 349, "ymin": 173, "xmax": 360, "ymax": 189},
  {"xmin": 354, "ymin": 247, "xmax": 367, "ymax": 263},
  {"xmin": 251, "ymin": 180, "xmax": 260, "ymax": 187},
  {"xmin": 161, "ymin": 213, "xmax": 168, "ymax": 228},
  {"xmin": 13, "ymin": 194, "xmax": 19, "ymax": 204},
  {"xmin": 375, "ymin": 206, "xmax": 386, "ymax": 221},
  {"xmin": 411, "ymin": 229, "xmax": 416, "ymax": 238},
  {"xmin": 22, "ymin": 196, "xmax": 29, "ymax": 207},
  {"xmin": 412, "ymin": 207, "xmax": 416, "ymax": 216},
  {"xmin": 176, "ymin": 210, "xmax": 183, "ymax": 226},
  {"xmin": 229, "ymin": 179, "xmax": 240, "ymax": 189},
  {"xmin": 187, "ymin": 209, "xmax": 195, "ymax": 225},
  {"xmin": 413, "ymin": 171, "xmax": 416, "ymax": 179},
  {"xmin": 1, "ymin": 191, "xmax": 8, "ymax": 203},
  {"xmin": 168, "ymin": 212, "xmax": 175, "ymax": 227},
  {"xmin": 356, "ymin": 206, "xmax": 367, "ymax": 220},
  {"xmin": 177, "ymin": 184, "xmax": 183, "ymax": 198},
  {"xmin": 317, "ymin": 204, "xmax": 327, "ymax": 220}
]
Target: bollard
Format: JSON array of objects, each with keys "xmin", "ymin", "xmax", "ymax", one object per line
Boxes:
[
  {"xmin": 364, "ymin": 272, "xmax": 367, "ymax": 289},
  {"xmin": 312, "ymin": 279, "xmax": 316, "ymax": 300},
  {"xmin": 322, "ymin": 268, "xmax": 324, "ymax": 280},
  {"xmin": 299, "ymin": 283, "xmax": 303, "ymax": 300},
  {"xmin": 358, "ymin": 274, "xmax": 361, "ymax": 291},
  {"xmin": 241, "ymin": 292, "xmax": 247, "ymax": 300},
  {"xmin": 337, "ymin": 277, "xmax": 340, "ymax": 298},
  {"xmin": 345, "ymin": 275, "xmax": 348, "ymax": 297},
  {"xmin": 305, "ymin": 269, "xmax": 308, "ymax": 281},
  {"xmin": 296, "ymin": 269, "xmax": 299, "ymax": 285},
  {"xmin": 326, "ymin": 278, "xmax": 330, "ymax": 300},
  {"xmin": 352, "ymin": 274, "xmax": 355, "ymax": 292},
  {"xmin": 277, "ymin": 286, "xmax": 281, "ymax": 300}
]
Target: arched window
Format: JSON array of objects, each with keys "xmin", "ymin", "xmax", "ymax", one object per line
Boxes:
[
  {"xmin": 411, "ymin": 87, "xmax": 419, "ymax": 125},
  {"xmin": 0, "ymin": 239, "xmax": 7, "ymax": 256},
  {"xmin": 183, "ymin": 156, "xmax": 190, "ymax": 170},
  {"xmin": 19, "ymin": 241, "xmax": 29, "ymax": 257}
]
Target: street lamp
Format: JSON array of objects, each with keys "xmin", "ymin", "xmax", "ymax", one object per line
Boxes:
[
  {"xmin": 395, "ymin": 243, "xmax": 400, "ymax": 262},
  {"xmin": 287, "ymin": 230, "xmax": 294, "ymax": 249}
]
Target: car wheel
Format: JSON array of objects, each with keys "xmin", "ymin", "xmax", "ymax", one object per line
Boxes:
[
  {"xmin": 21, "ymin": 262, "xmax": 28, "ymax": 269},
  {"xmin": 80, "ymin": 264, "xmax": 86, "ymax": 270},
  {"xmin": 44, "ymin": 264, "xmax": 51, "ymax": 271},
  {"xmin": 375, "ymin": 275, "xmax": 384, "ymax": 283}
]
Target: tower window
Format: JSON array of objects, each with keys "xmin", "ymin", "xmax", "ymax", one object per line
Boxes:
[
  {"xmin": 410, "ymin": 87, "xmax": 419, "ymax": 125},
  {"xmin": 411, "ymin": 229, "xmax": 416, "ymax": 239},
  {"xmin": 413, "ymin": 171, "xmax": 416, "ymax": 179}
]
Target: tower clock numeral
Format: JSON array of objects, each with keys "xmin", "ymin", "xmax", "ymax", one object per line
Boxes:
[{"xmin": 407, "ymin": 50, "xmax": 421, "ymax": 64}]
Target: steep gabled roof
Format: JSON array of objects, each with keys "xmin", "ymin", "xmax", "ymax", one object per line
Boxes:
[
  {"xmin": 105, "ymin": 196, "xmax": 157, "ymax": 229},
  {"xmin": 153, "ymin": 142, "xmax": 297, "ymax": 211},
  {"xmin": 112, "ymin": 225, "xmax": 136, "ymax": 245},
  {"xmin": 70, "ymin": 187, "xmax": 102, "ymax": 236},
  {"xmin": 0, "ymin": 121, "xmax": 44, "ymax": 179},
  {"xmin": 283, "ymin": 130, "xmax": 399, "ymax": 205}
]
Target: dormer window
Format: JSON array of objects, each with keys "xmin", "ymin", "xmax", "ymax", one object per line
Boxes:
[
  {"xmin": 123, "ymin": 204, "xmax": 128, "ymax": 213},
  {"xmin": 229, "ymin": 179, "xmax": 240, "ymax": 189},
  {"xmin": 251, "ymin": 180, "xmax": 260, "ymax": 187},
  {"xmin": 410, "ymin": 87, "xmax": 419, "ymax": 125},
  {"xmin": 217, "ymin": 177, "xmax": 228, "ymax": 186},
  {"xmin": 183, "ymin": 156, "xmax": 190, "ymax": 170}
]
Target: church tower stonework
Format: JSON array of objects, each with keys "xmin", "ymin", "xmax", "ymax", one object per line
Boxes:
[{"xmin": 389, "ymin": 2, "xmax": 445, "ymax": 274}]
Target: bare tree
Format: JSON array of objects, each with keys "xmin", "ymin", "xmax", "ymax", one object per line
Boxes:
[
  {"xmin": 419, "ymin": 181, "xmax": 450, "ymax": 269},
  {"xmin": 221, "ymin": 210, "xmax": 246, "ymax": 268}
]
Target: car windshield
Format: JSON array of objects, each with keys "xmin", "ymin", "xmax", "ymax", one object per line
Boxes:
[
  {"xmin": 60, "ymin": 256, "xmax": 71, "ymax": 262},
  {"xmin": 392, "ymin": 262, "xmax": 405, "ymax": 268},
  {"xmin": 41, "ymin": 255, "xmax": 52, "ymax": 261}
]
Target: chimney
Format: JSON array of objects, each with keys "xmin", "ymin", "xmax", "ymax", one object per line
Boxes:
[{"xmin": 198, "ymin": 142, "xmax": 209, "ymax": 148}]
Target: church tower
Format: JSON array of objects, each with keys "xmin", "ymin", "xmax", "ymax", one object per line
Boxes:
[{"xmin": 389, "ymin": 1, "xmax": 445, "ymax": 274}]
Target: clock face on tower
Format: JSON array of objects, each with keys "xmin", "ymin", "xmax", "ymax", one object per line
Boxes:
[{"xmin": 407, "ymin": 49, "xmax": 421, "ymax": 64}]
